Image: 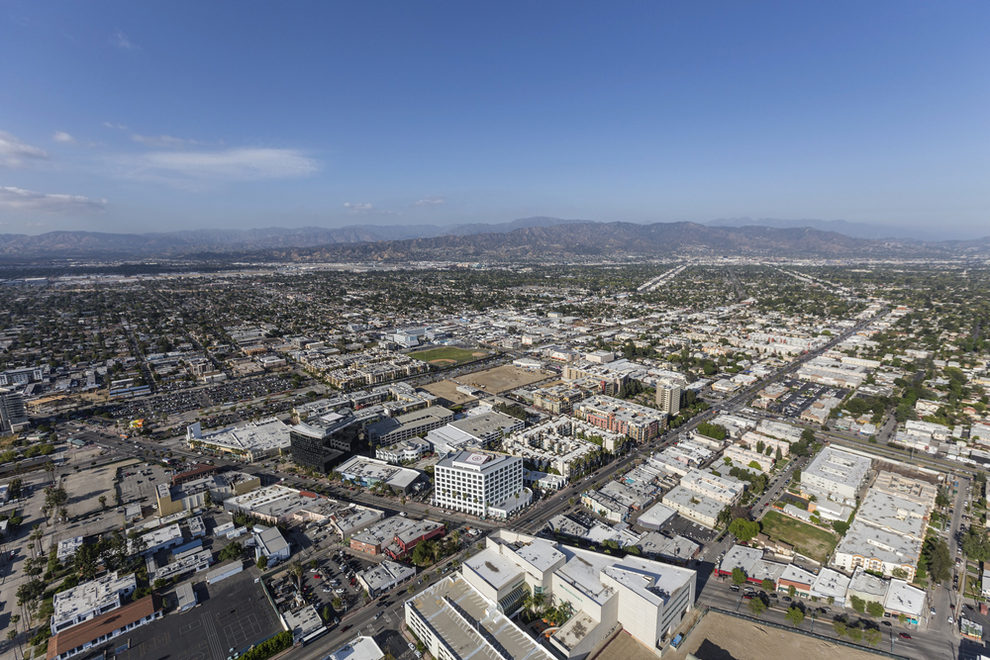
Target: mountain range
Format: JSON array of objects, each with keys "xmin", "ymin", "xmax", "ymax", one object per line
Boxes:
[{"xmin": 0, "ymin": 217, "xmax": 987, "ymax": 264}]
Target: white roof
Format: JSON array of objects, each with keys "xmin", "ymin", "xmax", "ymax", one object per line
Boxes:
[
  {"xmin": 326, "ymin": 636, "xmax": 385, "ymax": 660},
  {"xmin": 883, "ymin": 579, "xmax": 926, "ymax": 616}
]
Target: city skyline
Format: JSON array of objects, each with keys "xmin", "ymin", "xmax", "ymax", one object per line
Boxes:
[{"xmin": 2, "ymin": 1, "xmax": 989, "ymax": 236}]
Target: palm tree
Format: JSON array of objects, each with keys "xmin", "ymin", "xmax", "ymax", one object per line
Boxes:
[{"xmin": 289, "ymin": 561, "xmax": 304, "ymax": 590}]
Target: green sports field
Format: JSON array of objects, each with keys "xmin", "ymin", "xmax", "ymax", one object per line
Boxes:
[{"xmin": 409, "ymin": 346, "xmax": 488, "ymax": 366}]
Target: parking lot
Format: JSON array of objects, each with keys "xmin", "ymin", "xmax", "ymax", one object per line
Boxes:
[
  {"xmin": 62, "ymin": 458, "xmax": 139, "ymax": 519},
  {"xmin": 268, "ymin": 547, "xmax": 375, "ymax": 624},
  {"xmin": 764, "ymin": 379, "xmax": 848, "ymax": 418},
  {"xmin": 662, "ymin": 514, "xmax": 719, "ymax": 546},
  {"xmin": 118, "ymin": 463, "xmax": 171, "ymax": 506},
  {"xmin": 106, "ymin": 374, "xmax": 299, "ymax": 420},
  {"xmin": 119, "ymin": 569, "xmax": 282, "ymax": 660}
]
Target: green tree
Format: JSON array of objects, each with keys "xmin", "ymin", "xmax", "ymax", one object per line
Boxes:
[
  {"xmin": 761, "ymin": 578, "xmax": 775, "ymax": 592},
  {"xmin": 832, "ymin": 620, "xmax": 847, "ymax": 637},
  {"xmin": 785, "ymin": 606, "xmax": 805, "ymax": 627},
  {"xmin": 866, "ymin": 601, "xmax": 885, "ymax": 618},
  {"xmin": 731, "ymin": 567, "xmax": 747, "ymax": 585},
  {"xmin": 729, "ymin": 518, "xmax": 760, "ymax": 543},
  {"xmin": 256, "ymin": 555, "xmax": 268, "ymax": 570},
  {"xmin": 921, "ymin": 534, "xmax": 952, "ymax": 583},
  {"xmin": 749, "ymin": 597, "xmax": 767, "ymax": 615},
  {"xmin": 864, "ymin": 627, "xmax": 882, "ymax": 646},
  {"xmin": 850, "ymin": 595, "xmax": 865, "ymax": 613},
  {"xmin": 218, "ymin": 541, "xmax": 243, "ymax": 562}
]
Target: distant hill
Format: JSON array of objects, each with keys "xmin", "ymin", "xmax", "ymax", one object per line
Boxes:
[
  {"xmin": 0, "ymin": 218, "xmax": 986, "ymax": 263},
  {"xmin": 706, "ymin": 217, "xmax": 983, "ymax": 241},
  {"xmin": 245, "ymin": 221, "xmax": 966, "ymax": 262},
  {"xmin": 0, "ymin": 216, "xmax": 590, "ymax": 261}
]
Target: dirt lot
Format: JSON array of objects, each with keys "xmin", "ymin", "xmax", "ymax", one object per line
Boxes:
[
  {"xmin": 455, "ymin": 364, "xmax": 551, "ymax": 394},
  {"xmin": 595, "ymin": 630, "xmax": 661, "ymax": 660},
  {"xmin": 421, "ymin": 379, "xmax": 479, "ymax": 406},
  {"xmin": 666, "ymin": 611, "xmax": 879, "ymax": 660}
]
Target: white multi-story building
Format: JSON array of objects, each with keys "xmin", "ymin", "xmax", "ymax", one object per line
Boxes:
[
  {"xmin": 51, "ymin": 572, "xmax": 137, "ymax": 634},
  {"xmin": 656, "ymin": 381, "xmax": 681, "ymax": 416},
  {"xmin": 443, "ymin": 530, "xmax": 696, "ymax": 658},
  {"xmin": 432, "ymin": 451, "xmax": 530, "ymax": 519},
  {"xmin": 800, "ymin": 446, "xmax": 871, "ymax": 505}
]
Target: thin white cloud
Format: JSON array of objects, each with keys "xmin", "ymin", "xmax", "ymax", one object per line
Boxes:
[
  {"xmin": 0, "ymin": 131, "xmax": 48, "ymax": 167},
  {"xmin": 122, "ymin": 147, "xmax": 319, "ymax": 183},
  {"xmin": 414, "ymin": 196, "xmax": 446, "ymax": 207},
  {"xmin": 344, "ymin": 202, "xmax": 374, "ymax": 212},
  {"xmin": 0, "ymin": 186, "xmax": 106, "ymax": 214},
  {"xmin": 102, "ymin": 121, "xmax": 129, "ymax": 131},
  {"xmin": 53, "ymin": 131, "xmax": 76, "ymax": 144},
  {"xmin": 112, "ymin": 30, "xmax": 137, "ymax": 50},
  {"xmin": 130, "ymin": 133, "xmax": 201, "ymax": 147}
]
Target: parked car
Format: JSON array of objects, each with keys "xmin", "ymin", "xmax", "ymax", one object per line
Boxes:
[{"xmin": 898, "ymin": 633, "xmax": 911, "ymax": 640}]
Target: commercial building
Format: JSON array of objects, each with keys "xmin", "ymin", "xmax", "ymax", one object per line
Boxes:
[
  {"xmin": 51, "ymin": 572, "xmax": 138, "ymax": 634},
  {"xmin": 366, "ymin": 406, "xmax": 454, "ymax": 446},
  {"xmin": 350, "ymin": 515, "xmax": 445, "ymax": 559},
  {"xmin": 154, "ymin": 470, "xmax": 260, "ymax": 516},
  {"xmin": 375, "ymin": 437, "xmax": 430, "ymax": 464},
  {"xmin": 47, "ymin": 595, "xmax": 161, "ymax": 660},
  {"xmin": 405, "ymin": 574, "xmax": 556, "ymax": 660},
  {"xmin": 356, "ymin": 560, "xmax": 417, "ymax": 596},
  {"xmin": 883, "ymin": 579, "xmax": 927, "ymax": 626},
  {"xmin": 223, "ymin": 484, "xmax": 338, "ymax": 525},
  {"xmin": 289, "ymin": 411, "xmax": 362, "ymax": 473},
  {"xmin": 282, "ymin": 604, "xmax": 326, "ymax": 645},
  {"xmin": 459, "ymin": 530, "xmax": 697, "ymax": 657},
  {"xmin": 185, "ymin": 418, "xmax": 291, "ymax": 461},
  {"xmin": 426, "ymin": 410, "xmax": 525, "ymax": 455},
  {"xmin": 325, "ymin": 636, "xmax": 385, "ymax": 660},
  {"xmin": 810, "ymin": 567, "xmax": 851, "ymax": 607},
  {"xmin": 433, "ymin": 451, "xmax": 530, "ymax": 519},
  {"xmin": 254, "ymin": 525, "xmax": 291, "ymax": 566},
  {"xmin": 336, "ymin": 455, "xmax": 423, "ymax": 493},
  {"xmin": 800, "ymin": 447, "xmax": 871, "ymax": 505},
  {"xmin": 0, "ymin": 386, "xmax": 28, "ymax": 433}
]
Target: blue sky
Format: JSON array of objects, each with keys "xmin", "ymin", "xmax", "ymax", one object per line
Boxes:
[{"xmin": 1, "ymin": 1, "xmax": 989, "ymax": 236}]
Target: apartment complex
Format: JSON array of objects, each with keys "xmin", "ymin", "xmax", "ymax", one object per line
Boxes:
[{"xmin": 573, "ymin": 395, "xmax": 666, "ymax": 442}]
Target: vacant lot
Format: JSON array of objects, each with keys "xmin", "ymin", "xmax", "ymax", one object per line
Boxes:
[
  {"xmin": 456, "ymin": 364, "xmax": 551, "ymax": 394},
  {"xmin": 666, "ymin": 611, "xmax": 879, "ymax": 660},
  {"xmin": 421, "ymin": 379, "xmax": 479, "ymax": 406},
  {"xmin": 760, "ymin": 510, "xmax": 838, "ymax": 563},
  {"xmin": 63, "ymin": 458, "xmax": 139, "ymax": 519},
  {"xmin": 409, "ymin": 346, "xmax": 488, "ymax": 367}
]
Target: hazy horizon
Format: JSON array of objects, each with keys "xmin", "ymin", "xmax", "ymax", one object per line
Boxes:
[{"xmin": 2, "ymin": 2, "xmax": 988, "ymax": 237}]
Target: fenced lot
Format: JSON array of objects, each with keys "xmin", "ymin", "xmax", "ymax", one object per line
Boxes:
[{"xmin": 760, "ymin": 510, "xmax": 838, "ymax": 563}]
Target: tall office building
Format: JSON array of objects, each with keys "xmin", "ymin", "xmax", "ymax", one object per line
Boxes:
[
  {"xmin": 0, "ymin": 387, "xmax": 27, "ymax": 434},
  {"xmin": 433, "ymin": 451, "xmax": 529, "ymax": 519},
  {"xmin": 656, "ymin": 381, "xmax": 681, "ymax": 416}
]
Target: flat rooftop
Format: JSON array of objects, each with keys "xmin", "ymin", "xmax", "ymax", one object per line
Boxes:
[{"xmin": 406, "ymin": 574, "xmax": 554, "ymax": 660}]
